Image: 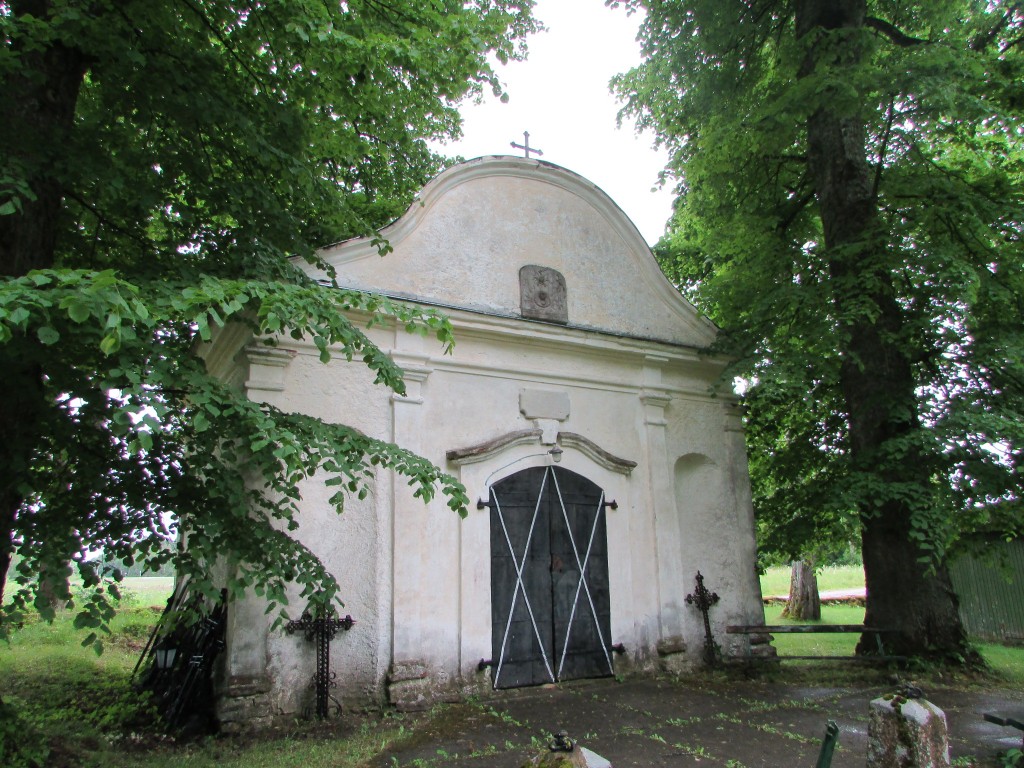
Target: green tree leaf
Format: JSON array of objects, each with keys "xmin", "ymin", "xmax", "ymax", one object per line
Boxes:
[{"xmin": 36, "ymin": 326, "xmax": 59, "ymax": 345}]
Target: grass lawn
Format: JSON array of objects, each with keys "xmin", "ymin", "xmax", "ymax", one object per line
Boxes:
[
  {"xmin": 122, "ymin": 576, "xmax": 175, "ymax": 608},
  {"xmin": 0, "ymin": 577, "xmax": 173, "ymax": 766},
  {"xmin": 761, "ymin": 601, "xmax": 1024, "ymax": 681},
  {"xmin": 761, "ymin": 603, "xmax": 866, "ymax": 657},
  {"xmin": 105, "ymin": 721, "xmax": 422, "ymax": 768},
  {"xmin": 760, "ymin": 564, "xmax": 866, "ymax": 597},
  {"xmin": 758, "ymin": 567, "xmax": 1024, "ymax": 682},
  {"xmin": 0, "ymin": 577, "xmax": 426, "ymax": 768},
  {"xmin": 758, "ymin": 566, "xmax": 867, "ymax": 656}
]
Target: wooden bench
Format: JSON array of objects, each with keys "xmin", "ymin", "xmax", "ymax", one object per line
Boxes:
[
  {"xmin": 727, "ymin": 624, "xmax": 905, "ymax": 661},
  {"xmin": 983, "ymin": 712, "xmax": 1024, "ymax": 749}
]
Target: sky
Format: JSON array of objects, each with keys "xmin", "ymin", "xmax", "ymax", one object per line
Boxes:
[{"xmin": 432, "ymin": 0, "xmax": 676, "ymax": 245}]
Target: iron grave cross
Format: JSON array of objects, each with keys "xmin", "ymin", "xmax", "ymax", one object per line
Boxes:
[
  {"xmin": 511, "ymin": 131, "xmax": 544, "ymax": 158},
  {"xmin": 685, "ymin": 570, "xmax": 721, "ymax": 667},
  {"xmin": 285, "ymin": 606, "xmax": 355, "ymax": 719}
]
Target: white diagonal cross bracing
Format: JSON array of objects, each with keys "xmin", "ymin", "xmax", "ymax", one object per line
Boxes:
[{"xmin": 493, "ymin": 468, "xmax": 556, "ymax": 687}]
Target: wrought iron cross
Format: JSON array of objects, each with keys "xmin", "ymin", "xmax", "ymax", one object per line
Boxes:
[
  {"xmin": 511, "ymin": 131, "xmax": 544, "ymax": 158},
  {"xmin": 685, "ymin": 570, "xmax": 720, "ymax": 667},
  {"xmin": 285, "ymin": 607, "xmax": 355, "ymax": 719}
]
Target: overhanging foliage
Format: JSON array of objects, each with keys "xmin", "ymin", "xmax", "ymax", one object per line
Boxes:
[
  {"xmin": 613, "ymin": 0, "xmax": 1023, "ymax": 659},
  {"xmin": 0, "ymin": 0, "xmax": 538, "ymax": 647}
]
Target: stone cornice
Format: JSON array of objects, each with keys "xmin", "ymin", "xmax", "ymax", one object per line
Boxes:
[{"xmin": 558, "ymin": 432, "xmax": 637, "ymax": 475}]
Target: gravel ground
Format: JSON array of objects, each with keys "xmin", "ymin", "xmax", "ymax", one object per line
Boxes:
[{"xmin": 372, "ymin": 670, "xmax": 1024, "ymax": 767}]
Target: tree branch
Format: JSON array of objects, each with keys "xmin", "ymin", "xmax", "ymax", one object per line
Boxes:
[
  {"xmin": 775, "ymin": 190, "xmax": 815, "ymax": 235},
  {"xmin": 873, "ymin": 99, "xmax": 898, "ymax": 198},
  {"xmin": 176, "ymin": 0, "xmax": 267, "ymax": 90},
  {"xmin": 1000, "ymin": 35, "xmax": 1024, "ymax": 54},
  {"xmin": 865, "ymin": 17, "xmax": 928, "ymax": 47},
  {"xmin": 968, "ymin": 2, "xmax": 1024, "ymax": 52},
  {"xmin": 63, "ymin": 190, "xmax": 151, "ymax": 252}
]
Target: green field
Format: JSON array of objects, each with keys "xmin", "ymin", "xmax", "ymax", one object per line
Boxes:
[
  {"xmin": 0, "ymin": 578, "xmax": 173, "ymax": 767},
  {"xmin": 757, "ymin": 566, "xmax": 1024, "ymax": 683},
  {"xmin": 121, "ymin": 576, "xmax": 175, "ymax": 607},
  {"xmin": 758, "ymin": 565, "xmax": 863, "ymax": 657},
  {"xmin": 759, "ymin": 564, "xmax": 865, "ymax": 598},
  {"xmin": 0, "ymin": 574, "xmax": 419, "ymax": 768}
]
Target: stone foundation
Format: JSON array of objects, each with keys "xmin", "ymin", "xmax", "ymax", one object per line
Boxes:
[
  {"xmin": 387, "ymin": 660, "xmax": 454, "ymax": 711},
  {"xmin": 746, "ymin": 632, "xmax": 777, "ymax": 659},
  {"xmin": 216, "ymin": 675, "xmax": 276, "ymax": 733},
  {"xmin": 656, "ymin": 635, "xmax": 692, "ymax": 674}
]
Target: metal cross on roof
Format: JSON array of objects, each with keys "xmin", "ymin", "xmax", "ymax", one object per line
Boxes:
[{"xmin": 511, "ymin": 131, "xmax": 544, "ymax": 159}]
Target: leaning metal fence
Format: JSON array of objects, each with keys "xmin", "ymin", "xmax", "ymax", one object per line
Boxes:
[{"xmin": 950, "ymin": 538, "xmax": 1024, "ymax": 645}]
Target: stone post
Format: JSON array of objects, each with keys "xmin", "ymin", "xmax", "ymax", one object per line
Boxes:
[{"xmin": 867, "ymin": 695, "xmax": 950, "ymax": 768}]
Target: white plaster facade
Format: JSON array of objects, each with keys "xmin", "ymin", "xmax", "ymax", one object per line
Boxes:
[{"xmin": 204, "ymin": 156, "xmax": 765, "ymax": 723}]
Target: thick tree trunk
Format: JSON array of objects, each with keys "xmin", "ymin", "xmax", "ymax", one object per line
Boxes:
[
  {"xmin": 860, "ymin": 512, "xmax": 970, "ymax": 659},
  {"xmin": 796, "ymin": 0, "xmax": 974, "ymax": 661},
  {"xmin": 0, "ymin": 364, "xmax": 47, "ymax": 608},
  {"xmin": 0, "ymin": 2, "xmax": 88, "ymax": 606},
  {"xmin": 1, "ymin": 2, "xmax": 88, "ymax": 276},
  {"xmin": 782, "ymin": 560, "xmax": 821, "ymax": 620}
]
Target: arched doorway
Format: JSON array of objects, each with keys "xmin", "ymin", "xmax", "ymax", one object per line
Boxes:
[{"xmin": 488, "ymin": 466, "xmax": 613, "ymax": 689}]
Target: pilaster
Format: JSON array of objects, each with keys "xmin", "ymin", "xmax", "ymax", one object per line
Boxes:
[
  {"xmin": 637, "ymin": 354, "xmax": 677, "ymax": 645},
  {"xmin": 388, "ymin": 350, "xmax": 445, "ymax": 706}
]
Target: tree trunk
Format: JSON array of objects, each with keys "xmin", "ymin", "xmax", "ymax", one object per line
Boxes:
[
  {"xmin": 0, "ymin": 2, "xmax": 89, "ymax": 606},
  {"xmin": 0, "ymin": 365, "xmax": 48, "ymax": 609},
  {"xmin": 782, "ymin": 560, "xmax": 821, "ymax": 620},
  {"xmin": 796, "ymin": 0, "xmax": 975, "ymax": 661},
  {"xmin": 859, "ymin": 511, "xmax": 971, "ymax": 659},
  {"xmin": 36, "ymin": 560, "xmax": 72, "ymax": 612}
]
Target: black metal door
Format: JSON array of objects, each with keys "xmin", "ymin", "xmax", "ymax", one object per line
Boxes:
[{"xmin": 489, "ymin": 466, "xmax": 613, "ymax": 689}]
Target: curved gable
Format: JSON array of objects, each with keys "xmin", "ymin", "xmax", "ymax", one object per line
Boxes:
[{"xmin": 315, "ymin": 156, "xmax": 717, "ymax": 348}]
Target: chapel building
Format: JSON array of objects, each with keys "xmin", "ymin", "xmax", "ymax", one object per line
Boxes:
[{"xmin": 201, "ymin": 156, "xmax": 766, "ymax": 724}]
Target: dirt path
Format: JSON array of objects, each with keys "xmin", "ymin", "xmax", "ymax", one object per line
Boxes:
[{"xmin": 373, "ymin": 672, "xmax": 1022, "ymax": 767}]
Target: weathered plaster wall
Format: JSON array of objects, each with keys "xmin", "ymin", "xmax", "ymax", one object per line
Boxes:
[{"xmin": 666, "ymin": 398, "xmax": 764, "ymax": 664}]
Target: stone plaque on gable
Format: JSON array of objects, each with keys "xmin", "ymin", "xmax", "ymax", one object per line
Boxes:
[
  {"xmin": 520, "ymin": 389, "xmax": 570, "ymax": 421},
  {"xmin": 520, "ymin": 265, "xmax": 568, "ymax": 324}
]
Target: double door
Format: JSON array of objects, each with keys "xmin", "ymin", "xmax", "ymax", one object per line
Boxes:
[{"xmin": 488, "ymin": 466, "xmax": 613, "ymax": 689}]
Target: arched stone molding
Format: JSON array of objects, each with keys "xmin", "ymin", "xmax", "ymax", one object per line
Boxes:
[
  {"xmin": 445, "ymin": 429, "xmax": 544, "ymax": 466},
  {"xmin": 558, "ymin": 432, "xmax": 637, "ymax": 476},
  {"xmin": 446, "ymin": 429, "xmax": 636, "ymax": 476}
]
